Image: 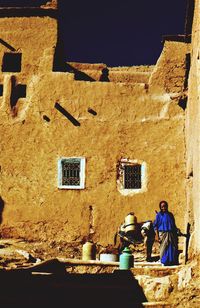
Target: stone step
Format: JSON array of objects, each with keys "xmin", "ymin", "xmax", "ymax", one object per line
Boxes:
[
  {"xmin": 142, "ymin": 302, "xmax": 171, "ymax": 307},
  {"xmin": 58, "ymin": 257, "xmax": 180, "ymax": 275}
]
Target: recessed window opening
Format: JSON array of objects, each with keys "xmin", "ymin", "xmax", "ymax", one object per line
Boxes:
[
  {"xmin": 124, "ymin": 164, "xmax": 141, "ymax": 189},
  {"xmin": 0, "ymin": 84, "xmax": 3, "ymax": 96},
  {"xmin": 117, "ymin": 158, "xmax": 147, "ymax": 196},
  {"xmin": 63, "ymin": 161, "xmax": 80, "ymax": 186},
  {"xmin": 58, "ymin": 157, "xmax": 85, "ymax": 189},
  {"xmin": 2, "ymin": 53, "xmax": 22, "ymax": 72}
]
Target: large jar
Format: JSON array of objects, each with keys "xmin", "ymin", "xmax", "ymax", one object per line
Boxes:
[
  {"xmin": 119, "ymin": 247, "xmax": 134, "ymax": 269},
  {"xmin": 82, "ymin": 241, "xmax": 96, "ymax": 261},
  {"xmin": 124, "ymin": 213, "xmax": 136, "ymax": 233}
]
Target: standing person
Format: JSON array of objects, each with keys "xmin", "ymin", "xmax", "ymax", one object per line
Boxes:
[
  {"xmin": 153, "ymin": 200, "xmax": 179, "ymax": 266},
  {"xmin": 141, "ymin": 220, "xmax": 155, "ymax": 262}
]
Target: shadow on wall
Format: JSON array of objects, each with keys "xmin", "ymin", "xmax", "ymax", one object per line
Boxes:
[
  {"xmin": 0, "ymin": 267, "xmax": 147, "ymax": 308},
  {"xmin": 54, "ymin": 102, "xmax": 80, "ymax": 126},
  {"xmin": 0, "ymin": 38, "xmax": 16, "ymax": 52},
  {"xmin": 65, "ymin": 64, "xmax": 111, "ymax": 82},
  {"xmin": 53, "ymin": 37, "xmax": 68, "ymax": 72},
  {"xmin": 65, "ymin": 63, "xmax": 95, "ymax": 81},
  {"xmin": 184, "ymin": 53, "xmax": 191, "ymax": 91},
  {"xmin": 178, "ymin": 96, "xmax": 187, "ymax": 110},
  {"xmin": 99, "ymin": 67, "xmax": 110, "ymax": 81},
  {"xmin": 10, "ymin": 76, "xmax": 26, "ymax": 110},
  {"xmin": 0, "ymin": 196, "xmax": 5, "ymax": 224}
]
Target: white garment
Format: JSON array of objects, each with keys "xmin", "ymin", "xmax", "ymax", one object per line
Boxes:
[{"xmin": 141, "ymin": 221, "xmax": 152, "ymax": 237}]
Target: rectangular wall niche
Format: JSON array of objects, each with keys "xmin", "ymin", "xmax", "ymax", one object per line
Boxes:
[
  {"xmin": 58, "ymin": 157, "xmax": 85, "ymax": 189},
  {"xmin": 2, "ymin": 53, "xmax": 22, "ymax": 72}
]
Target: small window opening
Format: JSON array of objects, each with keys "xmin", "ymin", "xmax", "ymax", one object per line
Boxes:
[
  {"xmin": 117, "ymin": 158, "xmax": 147, "ymax": 195},
  {"xmin": 124, "ymin": 164, "xmax": 141, "ymax": 189},
  {"xmin": 62, "ymin": 160, "xmax": 80, "ymax": 186},
  {"xmin": 58, "ymin": 157, "xmax": 85, "ymax": 189},
  {"xmin": 2, "ymin": 53, "xmax": 22, "ymax": 72},
  {"xmin": 0, "ymin": 84, "xmax": 3, "ymax": 96}
]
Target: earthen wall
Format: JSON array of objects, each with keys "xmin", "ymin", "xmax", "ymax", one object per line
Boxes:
[
  {"xmin": 0, "ymin": 6, "xmax": 189, "ymax": 248},
  {"xmin": 186, "ymin": 0, "xmax": 200, "ymax": 253}
]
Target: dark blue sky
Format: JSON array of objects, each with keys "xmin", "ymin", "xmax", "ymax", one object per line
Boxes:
[
  {"xmin": 0, "ymin": 0, "xmax": 188, "ymax": 66},
  {"xmin": 59, "ymin": 0, "xmax": 188, "ymax": 66}
]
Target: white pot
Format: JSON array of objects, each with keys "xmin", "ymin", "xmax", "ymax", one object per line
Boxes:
[{"xmin": 99, "ymin": 253, "xmax": 119, "ymax": 262}]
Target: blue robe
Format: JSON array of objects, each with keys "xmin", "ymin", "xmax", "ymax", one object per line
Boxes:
[{"xmin": 153, "ymin": 211, "xmax": 178, "ymax": 265}]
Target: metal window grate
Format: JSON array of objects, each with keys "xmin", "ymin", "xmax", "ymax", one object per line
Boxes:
[
  {"xmin": 62, "ymin": 160, "xmax": 80, "ymax": 186},
  {"xmin": 124, "ymin": 164, "xmax": 141, "ymax": 189}
]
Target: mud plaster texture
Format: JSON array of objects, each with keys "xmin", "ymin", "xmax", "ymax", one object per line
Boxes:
[
  {"xmin": 0, "ymin": 4, "xmax": 190, "ymax": 251},
  {"xmin": 0, "ymin": 1, "xmax": 200, "ymax": 306}
]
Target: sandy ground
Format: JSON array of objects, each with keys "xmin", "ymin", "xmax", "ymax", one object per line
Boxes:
[{"xmin": 0, "ymin": 238, "xmax": 161, "ymax": 269}]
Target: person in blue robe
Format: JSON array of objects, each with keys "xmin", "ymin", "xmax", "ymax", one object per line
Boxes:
[{"xmin": 153, "ymin": 200, "xmax": 179, "ymax": 266}]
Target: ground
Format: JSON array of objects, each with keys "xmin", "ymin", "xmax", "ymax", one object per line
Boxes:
[
  {"xmin": 0, "ymin": 238, "xmax": 200, "ymax": 307},
  {"xmin": 168, "ymin": 259, "xmax": 200, "ymax": 307},
  {"xmin": 0, "ymin": 236, "xmax": 161, "ymax": 269}
]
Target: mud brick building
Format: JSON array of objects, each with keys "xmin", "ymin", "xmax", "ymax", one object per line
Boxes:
[{"xmin": 0, "ymin": 0, "xmax": 199, "ymax": 257}]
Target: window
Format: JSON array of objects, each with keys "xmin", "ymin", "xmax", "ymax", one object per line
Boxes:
[
  {"xmin": 2, "ymin": 53, "xmax": 22, "ymax": 72},
  {"xmin": 117, "ymin": 158, "xmax": 147, "ymax": 195},
  {"xmin": 124, "ymin": 164, "xmax": 141, "ymax": 189},
  {"xmin": 58, "ymin": 157, "xmax": 85, "ymax": 189}
]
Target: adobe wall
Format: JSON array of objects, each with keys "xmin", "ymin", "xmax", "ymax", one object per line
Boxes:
[
  {"xmin": 186, "ymin": 0, "xmax": 200, "ymax": 253},
  {"xmin": 66, "ymin": 62, "xmax": 154, "ymax": 83},
  {"xmin": 0, "ymin": 16, "xmax": 57, "ymax": 82},
  {"xmin": 0, "ymin": 9, "xmax": 189, "ymax": 247}
]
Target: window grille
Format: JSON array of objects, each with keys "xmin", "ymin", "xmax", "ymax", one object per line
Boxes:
[
  {"xmin": 124, "ymin": 164, "xmax": 141, "ymax": 189},
  {"xmin": 62, "ymin": 160, "xmax": 80, "ymax": 186},
  {"xmin": 58, "ymin": 157, "xmax": 85, "ymax": 189}
]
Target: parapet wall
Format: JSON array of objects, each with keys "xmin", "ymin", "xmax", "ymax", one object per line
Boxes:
[
  {"xmin": 0, "ymin": 17, "xmax": 57, "ymax": 81},
  {"xmin": 66, "ymin": 62, "xmax": 154, "ymax": 83}
]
